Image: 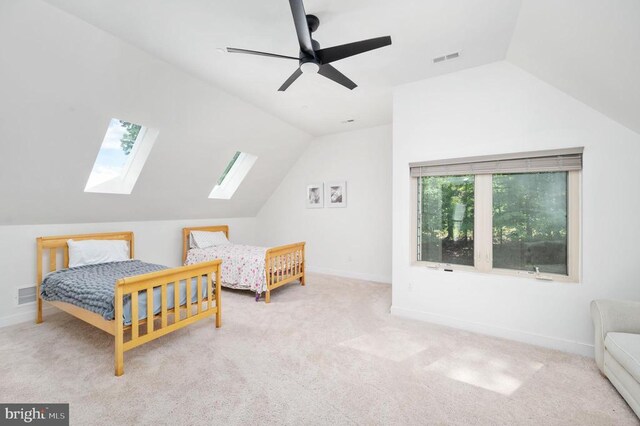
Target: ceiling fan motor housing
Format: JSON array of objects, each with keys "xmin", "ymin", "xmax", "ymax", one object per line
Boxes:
[{"xmin": 306, "ymin": 14, "xmax": 320, "ymax": 33}]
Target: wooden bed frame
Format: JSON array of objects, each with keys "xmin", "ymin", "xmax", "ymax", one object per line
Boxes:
[
  {"xmin": 182, "ymin": 226, "xmax": 305, "ymax": 303},
  {"xmin": 36, "ymin": 232, "xmax": 222, "ymax": 376}
]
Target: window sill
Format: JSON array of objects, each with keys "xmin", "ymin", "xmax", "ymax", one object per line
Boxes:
[{"xmin": 410, "ymin": 261, "xmax": 579, "ymax": 284}]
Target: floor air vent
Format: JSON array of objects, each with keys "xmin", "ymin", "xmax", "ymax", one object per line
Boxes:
[{"xmin": 17, "ymin": 286, "xmax": 37, "ymax": 305}]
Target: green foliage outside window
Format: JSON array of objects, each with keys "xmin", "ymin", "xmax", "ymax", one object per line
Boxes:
[
  {"xmin": 119, "ymin": 120, "xmax": 142, "ymax": 155},
  {"xmin": 492, "ymin": 172, "xmax": 567, "ymax": 274},
  {"xmin": 217, "ymin": 151, "xmax": 241, "ymax": 185},
  {"xmin": 419, "ymin": 172, "xmax": 568, "ymax": 274},
  {"xmin": 420, "ymin": 175, "xmax": 475, "ymax": 265}
]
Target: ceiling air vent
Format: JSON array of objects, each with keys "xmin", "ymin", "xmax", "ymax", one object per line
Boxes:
[
  {"xmin": 17, "ymin": 286, "xmax": 37, "ymax": 305},
  {"xmin": 433, "ymin": 51, "xmax": 461, "ymax": 64}
]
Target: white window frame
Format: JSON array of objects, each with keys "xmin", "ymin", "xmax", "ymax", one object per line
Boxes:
[
  {"xmin": 85, "ymin": 120, "xmax": 159, "ymax": 195},
  {"xmin": 209, "ymin": 152, "xmax": 257, "ymax": 200},
  {"xmin": 411, "ymin": 170, "xmax": 581, "ymax": 283}
]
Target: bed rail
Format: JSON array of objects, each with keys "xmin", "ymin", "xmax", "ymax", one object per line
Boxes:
[
  {"xmin": 114, "ymin": 260, "xmax": 221, "ymax": 376},
  {"xmin": 264, "ymin": 242, "xmax": 305, "ymax": 303}
]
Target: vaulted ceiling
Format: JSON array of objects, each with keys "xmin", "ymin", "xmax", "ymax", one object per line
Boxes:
[
  {"xmin": 508, "ymin": 0, "xmax": 640, "ymax": 136},
  {"xmin": 42, "ymin": 0, "xmax": 524, "ymax": 136},
  {"xmin": 1, "ymin": 0, "xmax": 637, "ymax": 226}
]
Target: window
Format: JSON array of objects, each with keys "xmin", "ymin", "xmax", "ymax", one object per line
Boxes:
[
  {"xmin": 85, "ymin": 118, "xmax": 158, "ymax": 194},
  {"xmin": 209, "ymin": 151, "xmax": 257, "ymax": 199},
  {"xmin": 418, "ymin": 175, "xmax": 475, "ymax": 266},
  {"xmin": 492, "ymin": 172, "xmax": 568, "ymax": 275},
  {"xmin": 412, "ymin": 148, "xmax": 582, "ymax": 282}
]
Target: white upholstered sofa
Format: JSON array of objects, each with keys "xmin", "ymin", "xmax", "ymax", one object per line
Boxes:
[{"xmin": 591, "ymin": 299, "xmax": 640, "ymax": 417}]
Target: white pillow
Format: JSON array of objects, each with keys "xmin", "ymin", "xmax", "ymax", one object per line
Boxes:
[
  {"xmin": 67, "ymin": 239, "xmax": 130, "ymax": 268},
  {"xmin": 190, "ymin": 231, "xmax": 230, "ymax": 249}
]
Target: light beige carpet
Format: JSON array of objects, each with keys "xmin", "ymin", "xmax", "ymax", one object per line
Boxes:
[{"xmin": 0, "ymin": 273, "xmax": 637, "ymax": 425}]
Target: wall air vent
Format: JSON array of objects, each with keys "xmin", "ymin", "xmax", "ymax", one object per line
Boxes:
[
  {"xmin": 433, "ymin": 51, "xmax": 461, "ymax": 64},
  {"xmin": 17, "ymin": 286, "xmax": 37, "ymax": 305}
]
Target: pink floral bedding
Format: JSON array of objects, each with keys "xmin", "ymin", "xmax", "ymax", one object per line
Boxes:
[{"xmin": 185, "ymin": 245, "xmax": 268, "ymax": 294}]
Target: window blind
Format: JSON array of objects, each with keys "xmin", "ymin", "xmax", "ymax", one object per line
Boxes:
[{"xmin": 409, "ymin": 147, "xmax": 583, "ymax": 177}]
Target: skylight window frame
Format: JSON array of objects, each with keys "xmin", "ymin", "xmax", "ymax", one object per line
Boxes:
[
  {"xmin": 209, "ymin": 151, "xmax": 257, "ymax": 200},
  {"xmin": 217, "ymin": 151, "xmax": 241, "ymax": 186},
  {"xmin": 118, "ymin": 125, "xmax": 147, "ymax": 186},
  {"xmin": 84, "ymin": 118, "xmax": 159, "ymax": 195}
]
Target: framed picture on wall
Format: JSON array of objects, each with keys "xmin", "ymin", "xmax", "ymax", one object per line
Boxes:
[
  {"xmin": 306, "ymin": 183, "xmax": 324, "ymax": 208},
  {"xmin": 326, "ymin": 181, "xmax": 347, "ymax": 208}
]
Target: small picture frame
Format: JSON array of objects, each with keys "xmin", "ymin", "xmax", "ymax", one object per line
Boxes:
[
  {"xmin": 306, "ymin": 183, "xmax": 324, "ymax": 208},
  {"xmin": 326, "ymin": 181, "xmax": 347, "ymax": 208}
]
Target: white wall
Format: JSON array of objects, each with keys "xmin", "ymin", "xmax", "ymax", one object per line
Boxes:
[
  {"xmin": 0, "ymin": 218, "xmax": 256, "ymax": 327},
  {"xmin": 392, "ymin": 61, "xmax": 640, "ymax": 356},
  {"xmin": 256, "ymin": 125, "xmax": 392, "ymax": 284}
]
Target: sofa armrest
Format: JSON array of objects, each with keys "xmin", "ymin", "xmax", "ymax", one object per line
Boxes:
[{"xmin": 591, "ymin": 299, "xmax": 640, "ymax": 372}]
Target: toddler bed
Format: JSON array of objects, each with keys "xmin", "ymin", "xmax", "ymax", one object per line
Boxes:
[
  {"xmin": 182, "ymin": 226, "xmax": 305, "ymax": 303},
  {"xmin": 36, "ymin": 232, "xmax": 221, "ymax": 376}
]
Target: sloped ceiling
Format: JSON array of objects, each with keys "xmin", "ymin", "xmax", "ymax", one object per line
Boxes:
[
  {"xmin": 3, "ymin": 0, "xmax": 637, "ymax": 226},
  {"xmin": 0, "ymin": 0, "xmax": 311, "ymax": 225},
  {"xmin": 42, "ymin": 0, "xmax": 523, "ymax": 136},
  {"xmin": 507, "ymin": 0, "xmax": 640, "ymax": 135}
]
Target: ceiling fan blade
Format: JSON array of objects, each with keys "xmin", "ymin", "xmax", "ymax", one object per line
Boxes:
[
  {"xmin": 278, "ymin": 68, "xmax": 303, "ymax": 91},
  {"xmin": 288, "ymin": 0, "xmax": 315, "ymax": 57},
  {"xmin": 315, "ymin": 36, "xmax": 392, "ymax": 64},
  {"xmin": 318, "ymin": 64, "xmax": 357, "ymax": 90},
  {"xmin": 226, "ymin": 48, "xmax": 299, "ymax": 60}
]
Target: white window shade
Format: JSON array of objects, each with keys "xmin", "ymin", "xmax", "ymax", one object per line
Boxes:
[{"xmin": 410, "ymin": 148, "xmax": 583, "ymax": 177}]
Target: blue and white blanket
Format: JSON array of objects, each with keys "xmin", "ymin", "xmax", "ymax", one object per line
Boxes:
[{"xmin": 41, "ymin": 260, "xmax": 207, "ymax": 325}]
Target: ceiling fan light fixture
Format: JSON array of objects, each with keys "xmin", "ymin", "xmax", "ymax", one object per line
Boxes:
[{"xmin": 300, "ymin": 62, "xmax": 320, "ymax": 74}]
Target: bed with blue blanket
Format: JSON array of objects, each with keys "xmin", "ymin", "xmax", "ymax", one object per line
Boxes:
[
  {"xmin": 40, "ymin": 260, "xmax": 207, "ymax": 326},
  {"xmin": 36, "ymin": 231, "xmax": 222, "ymax": 376}
]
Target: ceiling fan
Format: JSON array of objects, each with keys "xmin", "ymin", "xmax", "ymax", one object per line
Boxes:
[{"xmin": 225, "ymin": 0, "xmax": 392, "ymax": 91}]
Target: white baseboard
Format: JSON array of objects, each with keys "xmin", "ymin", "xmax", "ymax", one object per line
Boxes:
[
  {"xmin": 306, "ymin": 266, "xmax": 391, "ymax": 284},
  {"xmin": 391, "ymin": 305, "xmax": 594, "ymax": 357},
  {"xmin": 0, "ymin": 305, "xmax": 56, "ymax": 329}
]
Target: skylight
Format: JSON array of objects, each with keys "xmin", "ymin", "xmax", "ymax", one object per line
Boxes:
[
  {"xmin": 85, "ymin": 118, "xmax": 158, "ymax": 194},
  {"xmin": 209, "ymin": 151, "xmax": 257, "ymax": 199}
]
